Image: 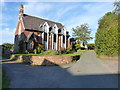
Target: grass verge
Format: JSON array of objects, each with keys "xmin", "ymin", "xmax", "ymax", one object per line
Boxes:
[
  {"xmin": 94, "ymin": 51, "xmax": 118, "ymax": 60},
  {"xmin": 2, "ymin": 69, "xmax": 10, "ymax": 88},
  {"xmin": 14, "ymin": 50, "xmax": 88, "ymax": 56}
]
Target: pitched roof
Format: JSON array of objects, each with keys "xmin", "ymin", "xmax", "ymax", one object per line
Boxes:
[{"xmin": 22, "ymin": 14, "xmax": 64, "ymax": 31}]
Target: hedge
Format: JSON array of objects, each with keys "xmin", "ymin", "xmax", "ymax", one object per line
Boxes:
[
  {"xmin": 95, "ymin": 12, "xmax": 119, "ymax": 56},
  {"xmin": 87, "ymin": 43, "xmax": 95, "ymax": 50}
]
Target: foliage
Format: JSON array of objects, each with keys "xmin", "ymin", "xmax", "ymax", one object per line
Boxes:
[
  {"xmin": 75, "ymin": 40, "xmax": 81, "ymax": 50},
  {"xmin": 72, "ymin": 23, "xmax": 93, "ymax": 41},
  {"xmin": 113, "ymin": 1, "xmax": 120, "ymax": 14},
  {"xmin": 2, "ymin": 43, "xmax": 14, "ymax": 50},
  {"xmin": 2, "ymin": 43, "xmax": 14, "ymax": 54},
  {"xmin": 87, "ymin": 43, "xmax": 95, "ymax": 50},
  {"xmin": 27, "ymin": 49, "xmax": 33, "ymax": 53},
  {"xmin": 43, "ymin": 50, "xmax": 58, "ymax": 56},
  {"xmin": 14, "ymin": 50, "xmax": 89, "ymax": 56},
  {"xmin": 14, "ymin": 52, "xmax": 82, "ymax": 56},
  {"xmin": 33, "ymin": 44, "xmax": 44, "ymax": 54},
  {"xmin": 95, "ymin": 12, "xmax": 119, "ymax": 56},
  {"xmin": 66, "ymin": 45, "xmax": 74, "ymax": 54},
  {"xmin": 37, "ymin": 44, "xmax": 44, "ymax": 53},
  {"xmin": 33, "ymin": 49, "xmax": 37, "ymax": 54}
]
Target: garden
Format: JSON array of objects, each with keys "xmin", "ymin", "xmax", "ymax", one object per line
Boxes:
[{"xmin": 11, "ymin": 45, "xmax": 88, "ymax": 66}]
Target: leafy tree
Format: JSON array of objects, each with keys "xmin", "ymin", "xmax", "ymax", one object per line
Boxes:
[
  {"xmin": 95, "ymin": 12, "xmax": 119, "ymax": 56},
  {"xmin": 113, "ymin": 0, "xmax": 120, "ymax": 13},
  {"xmin": 72, "ymin": 23, "xmax": 93, "ymax": 41},
  {"xmin": 95, "ymin": 1, "xmax": 120, "ymax": 56}
]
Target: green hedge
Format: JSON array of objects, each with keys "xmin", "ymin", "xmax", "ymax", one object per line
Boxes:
[
  {"xmin": 87, "ymin": 43, "xmax": 95, "ymax": 50},
  {"xmin": 95, "ymin": 12, "xmax": 119, "ymax": 56}
]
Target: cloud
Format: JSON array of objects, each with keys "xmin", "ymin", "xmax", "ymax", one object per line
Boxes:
[
  {"xmin": 55, "ymin": 5, "xmax": 79, "ymax": 21},
  {"xmin": 0, "ymin": 28, "xmax": 15, "ymax": 44},
  {"xmin": 24, "ymin": 2, "xmax": 53, "ymax": 18},
  {"xmin": 63, "ymin": 2, "xmax": 114, "ymax": 38},
  {"xmin": 1, "ymin": 2, "xmax": 114, "ymax": 44},
  {"xmin": 2, "ymin": 0, "xmax": 115, "ymax": 2}
]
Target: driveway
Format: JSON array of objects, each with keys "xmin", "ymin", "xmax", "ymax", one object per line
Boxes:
[{"xmin": 2, "ymin": 50, "xmax": 118, "ymax": 88}]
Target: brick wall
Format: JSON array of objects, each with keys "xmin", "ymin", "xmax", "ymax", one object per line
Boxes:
[{"xmin": 11, "ymin": 55, "xmax": 80, "ymax": 65}]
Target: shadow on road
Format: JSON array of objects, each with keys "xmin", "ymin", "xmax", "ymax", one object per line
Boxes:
[{"xmin": 2, "ymin": 58, "xmax": 119, "ymax": 88}]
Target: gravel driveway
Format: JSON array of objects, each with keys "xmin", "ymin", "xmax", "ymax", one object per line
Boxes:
[{"xmin": 2, "ymin": 50, "xmax": 118, "ymax": 88}]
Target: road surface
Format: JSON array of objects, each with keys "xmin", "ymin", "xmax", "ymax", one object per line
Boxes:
[{"xmin": 2, "ymin": 50, "xmax": 118, "ymax": 88}]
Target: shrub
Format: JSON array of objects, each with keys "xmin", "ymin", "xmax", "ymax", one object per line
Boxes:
[
  {"xmin": 75, "ymin": 43, "xmax": 81, "ymax": 50},
  {"xmin": 74, "ymin": 40, "xmax": 81, "ymax": 51},
  {"xmin": 37, "ymin": 44, "xmax": 44, "ymax": 53},
  {"xmin": 33, "ymin": 44, "xmax": 44, "ymax": 54},
  {"xmin": 95, "ymin": 12, "xmax": 119, "ymax": 56},
  {"xmin": 87, "ymin": 43, "xmax": 95, "ymax": 50},
  {"xmin": 43, "ymin": 50, "xmax": 58, "ymax": 56},
  {"xmin": 33, "ymin": 49, "xmax": 37, "ymax": 54},
  {"xmin": 27, "ymin": 49, "xmax": 33, "ymax": 53}
]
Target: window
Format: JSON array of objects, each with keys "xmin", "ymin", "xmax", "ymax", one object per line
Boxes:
[
  {"xmin": 29, "ymin": 43, "xmax": 33, "ymax": 49},
  {"xmin": 44, "ymin": 32, "xmax": 47, "ymax": 41},
  {"xmin": 54, "ymin": 34, "xmax": 56, "ymax": 42},
  {"xmin": 63, "ymin": 35, "xmax": 65, "ymax": 43},
  {"xmin": 83, "ymin": 42, "xmax": 85, "ymax": 46}
]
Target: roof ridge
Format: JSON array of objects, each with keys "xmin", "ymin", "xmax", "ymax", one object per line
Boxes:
[{"xmin": 23, "ymin": 14, "xmax": 62, "ymax": 25}]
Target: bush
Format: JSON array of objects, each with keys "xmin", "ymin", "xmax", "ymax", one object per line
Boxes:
[
  {"xmin": 87, "ymin": 43, "xmax": 95, "ymax": 50},
  {"xmin": 37, "ymin": 44, "xmax": 44, "ymax": 53},
  {"xmin": 74, "ymin": 40, "xmax": 81, "ymax": 51},
  {"xmin": 27, "ymin": 49, "xmax": 33, "ymax": 53},
  {"xmin": 33, "ymin": 44, "xmax": 44, "ymax": 54},
  {"xmin": 43, "ymin": 50, "xmax": 58, "ymax": 56},
  {"xmin": 75, "ymin": 43, "xmax": 81, "ymax": 50},
  {"xmin": 95, "ymin": 12, "xmax": 119, "ymax": 56}
]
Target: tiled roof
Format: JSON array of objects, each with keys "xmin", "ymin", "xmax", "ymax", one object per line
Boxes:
[{"xmin": 22, "ymin": 14, "xmax": 63, "ymax": 31}]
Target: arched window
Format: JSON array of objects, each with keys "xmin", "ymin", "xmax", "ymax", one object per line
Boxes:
[
  {"xmin": 63, "ymin": 35, "xmax": 65, "ymax": 43},
  {"xmin": 44, "ymin": 32, "xmax": 47, "ymax": 41},
  {"xmin": 54, "ymin": 34, "xmax": 56, "ymax": 42}
]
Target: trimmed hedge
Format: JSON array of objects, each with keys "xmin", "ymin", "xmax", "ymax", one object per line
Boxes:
[
  {"xmin": 95, "ymin": 12, "xmax": 119, "ymax": 56},
  {"xmin": 87, "ymin": 43, "xmax": 95, "ymax": 50}
]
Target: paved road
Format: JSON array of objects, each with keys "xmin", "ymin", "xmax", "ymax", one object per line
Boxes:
[{"xmin": 2, "ymin": 50, "xmax": 118, "ymax": 88}]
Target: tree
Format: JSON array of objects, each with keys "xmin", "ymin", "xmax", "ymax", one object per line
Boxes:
[
  {"xmin": 113, "ymin": 0, "xmax": 120, "ymax": 14},
  {"xmin": 95, "ymin": 12, "xmax": 119, "ymax": 56},
  {"xmin": 72, "ymin": 23, "xmax": 93, "ymax": 41},
  {"xmin": 95, "ymin": 1, "xmax": 120, "ymax": 56}
]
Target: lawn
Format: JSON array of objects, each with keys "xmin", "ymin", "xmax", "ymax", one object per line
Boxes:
[{"xmin": 14, "ymin": 50, "xmax": 88, "ymax": 56}]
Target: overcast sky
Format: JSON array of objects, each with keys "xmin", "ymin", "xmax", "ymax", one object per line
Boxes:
[{"xmin": 0, "ymin": 2, "xmax": 114, "ymax": 44}]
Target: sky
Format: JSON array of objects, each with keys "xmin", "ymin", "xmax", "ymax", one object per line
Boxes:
[{"xmin": 0, "ymin": 1, "xmax": 115, "ymax": 44}]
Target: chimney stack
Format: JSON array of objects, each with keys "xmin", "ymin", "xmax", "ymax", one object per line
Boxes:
[{"xmin": 19, "ymin": 4, "xmax": 24, "ymax": 18}]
